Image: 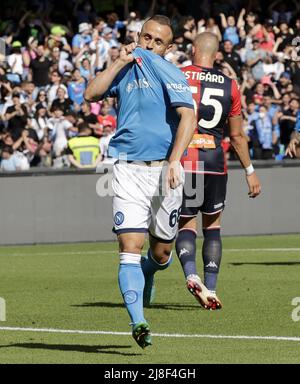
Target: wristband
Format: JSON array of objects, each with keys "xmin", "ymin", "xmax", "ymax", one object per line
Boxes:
[{"xmin": 245, "ymin": 164, "xmax": 255, "ymax": 176}]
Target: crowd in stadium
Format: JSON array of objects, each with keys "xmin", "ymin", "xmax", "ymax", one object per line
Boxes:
[{"xmin": 0, "ymin": 0, "xmax": 300, "ymax": 170}]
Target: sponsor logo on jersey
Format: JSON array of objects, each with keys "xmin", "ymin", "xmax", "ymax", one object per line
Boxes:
[
  {"xmin": 188, "ymin": 134, "xmax": 216, "ymax": 149},
  {"xmin": 166, "ymin": 83, "xmax": 190, "ymax": 93},
  {"xmin": 179, "ymin": 248, "xmax": 190, "ymax": 258},
  {"xmin": 126, "ymin": 78, "xmax": 151, "ymax": 93},
  {"xmin": 206, "ymin": 261, "xmax": 218, "ymax": 269}
]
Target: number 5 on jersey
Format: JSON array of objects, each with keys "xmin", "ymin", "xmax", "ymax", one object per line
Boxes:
[{"xmin": 190, "ymin": 86, "xmax": 224, "ymax": 129}]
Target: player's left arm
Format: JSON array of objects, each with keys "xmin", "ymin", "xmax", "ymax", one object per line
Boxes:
[
  {"xmin": 228, "ymin": 80, "xmax": 261, "ymax": 198},
  {"xmin": 167, "ymin": 106, "xmax": 196, "ymax": 189}
]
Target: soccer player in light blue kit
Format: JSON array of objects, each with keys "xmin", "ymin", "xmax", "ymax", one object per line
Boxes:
[{"xmin": 85, "ymin": 15, "xmax": 196, "ymax": 348}]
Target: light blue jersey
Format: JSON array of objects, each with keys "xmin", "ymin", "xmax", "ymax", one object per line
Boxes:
[{"xmin": 107, "ymin": 47, "xmax": 194, "ymax": 161}]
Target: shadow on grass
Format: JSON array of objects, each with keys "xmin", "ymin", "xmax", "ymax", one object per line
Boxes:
[
  {"xmin": 0, "ymin": 343, "xmax": 141, "ymax": 356},
  {"xmin": 230, "ymin": 262, "xmax": 300, "ymax": 266},
  {"xmin": 71, "ymin": 302, "xmax": 199, "ymax": 311}
]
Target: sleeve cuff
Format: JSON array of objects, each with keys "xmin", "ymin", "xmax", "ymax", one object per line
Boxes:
[{"xmin": 171, "ymin": 102, "xmax": 194, "ymax": 109}]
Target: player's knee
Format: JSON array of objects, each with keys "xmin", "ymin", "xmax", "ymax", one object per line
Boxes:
[
  {"xmin": 118, "ymin": 239, "xmax": 143, "ymax": 255},
  {"xmin": 151, "ymin": 247, "xmax": 172, "ymax": 265}
]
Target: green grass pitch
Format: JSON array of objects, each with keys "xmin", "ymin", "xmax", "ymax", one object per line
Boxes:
[{"xmin": 0, "ymin": 235, "xmax": 300, "ymax": 364}]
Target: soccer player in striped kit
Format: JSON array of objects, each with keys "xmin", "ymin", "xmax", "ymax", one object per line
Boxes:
[{"xmin": 176, "ymin": 32, "xmax": 261, "ymax": 310}]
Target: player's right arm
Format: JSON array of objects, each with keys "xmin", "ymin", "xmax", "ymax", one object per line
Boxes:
[
  {"xmin": 84, "ymin": 43, "xmax": 136, "ymax": 102},
  {"xmin": 228, "ymin": 80, "xmax": 261, "ymax": 198}
]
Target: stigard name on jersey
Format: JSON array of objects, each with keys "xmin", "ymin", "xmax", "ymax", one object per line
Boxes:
[{"xmin": 185, "ymin": 70, "xmax": 225, "ymax": 84}]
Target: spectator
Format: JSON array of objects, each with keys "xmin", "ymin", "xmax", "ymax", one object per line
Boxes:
[
  {"xmin": 67, "ymin": 69, "xmax": 86, "ymax": 109},
  {"xmin": 276, "ymin": 72, "xmax": 292, "ymax": 95},
  {"xmin": 29, "ymin": 45, "xmax": 52, "ymax": 88},
  {"xmin": 0, "ymin": 145, "xmax": 25, "ymax": 171},
  {"xmin": 48, "ymin": 106, "xmax": 73, "ymax": 157},
  {"xmin": 67, "ymin": 123, "xmax": 101, "ymax": 168},
  {"xmin": 72, "ymin": 22, "xmax": 92, "ymax": 56},
  {"xmin": 260, "ymin": 19, "xmax": 276, "ymax": 52},
  {"xmin": 89, "ymin": 29, "xmax": 110, "ymax": 71},
  {"xmin": 78, "ymin": 102, "xmax": 100, "ymax": 134},
  {"xmin": 219, "ymin": 13, "xmax": 240, "ymax": 46},
  {"xmin": 222, "ymin": 40, "xmax": 242, "ymax": 79},
  {"xmin": 97, "ymin": 100, "xmax": 116, "ymax": 135},
  {"xmin": 22, "ymin": 37, "xmax": 38, "ymax": 78},
  {"xmin": 245, "ymin": 39, "xmax": 268, "ymax": 81},
  {"xmin": 33, "ymin": 89, "xmax": 48, "ymax": 112},
  {"xmin": 7, "ymin": 41, "xmax": 24, "ymax": 83},
  {"xmin": 277, "ymin": 98, "xmax": 299, "ymax": 149},
  {"xmin": 275, "ymin": 21, "xmax": 294, "ymax": 52},
  {"xmin": 177, "ymin": 16, "xmax": 199, "ymax": 51},
  {"xmin": 48, "ymin": 25, "xmax": 72, "ymax": 54},
  {"xmin": 78, "ymin": 57, "xmax": 93, "ymax": 82},
  {"xmin": 4, "ymin": 92, "xmax": 28, "ymax": 141},
  {"xmin": 13, "ymin": 128, "xmax": 40, "ymax": 167},
  {"xmin": 29, "ymin": 103, "xmax": 50, "ymax": 141},
  {"xmin": 47, "ymin": 70, "xmax": 68, "ymax": 105},
  {"xmin": 203, "ymin": 18, "xmax": 222, "ymax": 41},
  {"xmin": 50, "ymin": 46, "xmax": 73, "ymax": 76},
  {"xmin": 99, "ymin": 122, "xmax": 115, "ymax": 164},
  {"xmin": 102, "ymin": 27, "xmax": 119, "ymax": 49},
  {"xmin": 250, "ymin": 105, "xmax": 276, "ymax": 159},
  {"xmin": 51, "ymin": 87, "xmax": 73, "ymax": 115}
]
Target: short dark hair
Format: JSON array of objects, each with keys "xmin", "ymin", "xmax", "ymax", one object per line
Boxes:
[
  {"xmin": 52, "ymin": 105, "xmax": 64, "ymax": 113},
  {"xmin": 78, "ymin": 122, "xmax": 92, "ymax": 135},
  {"xmin": 2, "ymin": 145, "xmax": 13, "ymax": 155},
  {"xmin": 144, "ymin": 14, "xmax": 174, "ymax": 42}
]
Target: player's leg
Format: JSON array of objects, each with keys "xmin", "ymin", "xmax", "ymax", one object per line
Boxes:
[
  {"xmin": 142, "ymin": 164, "xmax": 184, "ymax": 306},
  {"xmin": 176, "ymin": 216, "xmax": 198, "ymax": 279},
  {"xmin": 175, "ymin": 171, "xmax": 213, "ymax": 309},
  {"xmin": 199, "ymin": 173, "xmax": 228, "ymax": 309},
  {"xmin": 201, "ymin": 212, "xmax": 223, "ymax": 309},
  {"xmin": 176, "ymin": 215, "xmax": 219, "ymax": 309},
  {"xmin": 176, "ymin": 171, "xmax": 203, "ymax": 280},
  {"xmin": 118, "ymin": 232, "xmax": 152, "ymax": 348},
  {"xmin": 112, "ymin": 161, "xmax": 152, "ymax": 348},
  {"xmin": 142, "ymin": 234, "xmax": 173, "ymax": 307}
]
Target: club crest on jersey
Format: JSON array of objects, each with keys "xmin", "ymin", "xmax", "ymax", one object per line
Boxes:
[
  {"xmin": 136, "ymin": 57, "xmax": 143, "ymax": 66},
  {"xmin": 114, "ymin": 211, "xmax": 124, "ymax": 226}
]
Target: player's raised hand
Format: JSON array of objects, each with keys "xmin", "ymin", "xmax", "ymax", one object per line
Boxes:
[
  {"xmin": 285, "ymin": 137, "xmax": 300, "ymax": 158},
  {"xmin": 119, "ymin": 42, "xmax": 137, "ymax": 65},
  {"xmin": 246, "ymin": 172, "xmax": 261, "ymax": 198},
  {"xmin": 166, "ymin": 160, "xmax": 183, "ymax": 191}
]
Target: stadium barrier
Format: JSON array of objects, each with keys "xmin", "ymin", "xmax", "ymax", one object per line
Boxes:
[{"xmin": 0, "ymin": 160, "xmax": 299, "ymax": 245}]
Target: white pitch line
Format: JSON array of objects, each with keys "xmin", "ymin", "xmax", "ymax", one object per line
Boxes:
[
  {"xmin": 0, "ymin": 326, "xmax": 300, "ymax": 342},
  {"xmin": 0, "ymin": 248, "xmax": 300, "ymax": 257},
  {"xmin": 224, "ymin": 248, "xmax": 300, "ymax": 252}
]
